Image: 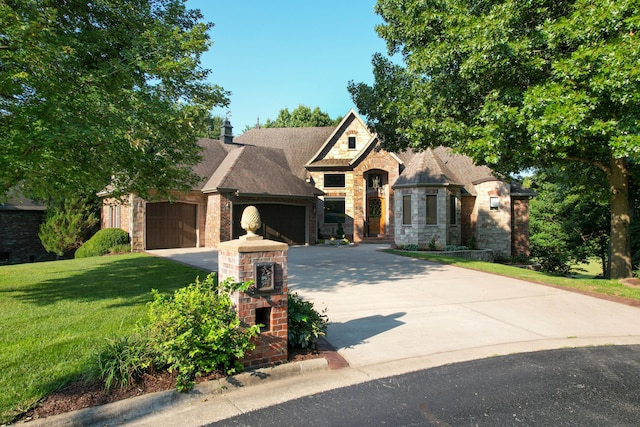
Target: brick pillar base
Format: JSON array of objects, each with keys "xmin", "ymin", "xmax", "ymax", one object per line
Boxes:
[{"xmin": 218, "ymin": 239, "xmax": 288, "ymax": 368}]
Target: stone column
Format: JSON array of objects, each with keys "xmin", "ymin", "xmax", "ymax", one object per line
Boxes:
[{"xmin": 218, "ymin": 206, "xmax": 288, "ymax": 368}]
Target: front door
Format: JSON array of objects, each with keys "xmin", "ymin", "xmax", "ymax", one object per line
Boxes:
[{"xmin": 367, "ymin": 197, "xmax": 384, "ymax": 236}]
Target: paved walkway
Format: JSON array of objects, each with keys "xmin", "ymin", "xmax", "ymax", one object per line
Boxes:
[{"xmin": 150, "ymin": 244, "xmax": 640, "ymax": 375}]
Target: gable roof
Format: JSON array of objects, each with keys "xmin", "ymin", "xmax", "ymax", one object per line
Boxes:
[{"xmin": 305, "ymin": 110, "xmax": 379, "ymax": 170}]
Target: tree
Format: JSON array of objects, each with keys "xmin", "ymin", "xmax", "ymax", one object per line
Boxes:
[
  {"xmin": 526, "ymin": 167, "xmax": 610, "ymax": 276},
  {"xmin": 348, "ymin": 0, "xmax": 640, "ymax": 278},
  {"xmin": 0, "ymin": 0, "xmax": 229, "ymax": 202},
  {"xmin": 39, "ymin": 196, "xmax": 99, "ymax": 257},
  {"xmin": 261, "ymin": 105, "xmax": 341, "ymax": 128}
]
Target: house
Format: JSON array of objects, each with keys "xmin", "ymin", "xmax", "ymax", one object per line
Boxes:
[
  {"xmin": 101, "ymin": 110, "xmax": 534, "ymax": 258},
  {"xmin": 0, "ymin": 191, "xmax": 56, "ymax": 264}
]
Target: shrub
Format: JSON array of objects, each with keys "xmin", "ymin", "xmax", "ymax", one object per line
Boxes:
[
  {"xmin": 109, "ymin": 244, "xmax": 132, "ymax": 254},
  {"xmin": 85, "ymin": 334, "xmax": 156, "ymax": 392},
  {"xmin": 336, "ymin": 222, "xmax": 345, "ymax": 239},
  {"xmin": 75, "ymin": 228, "xmax": 130, "ymax": 258},
  {"xmin": 399, "ymin": 244, "xmax": 420, "ymax": 252},
  {"xmin": 39, "ymin": 197, "xmax": 98, "ymax": 257},
  {"xmin": 288, "ymin": 292, "xmax": 328, "ymax": 349},
  {"xmin": 428, "ymin": 237, "xmax": 438, "ymax": 251},
  {"xmin": 143, "ymin": 273, "xmax": 260, "ymax": 391}
]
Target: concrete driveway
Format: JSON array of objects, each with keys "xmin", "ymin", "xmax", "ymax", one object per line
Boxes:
[{"xmin": 149, "ymin": 244, "xmax": 640, "ymax": 375}]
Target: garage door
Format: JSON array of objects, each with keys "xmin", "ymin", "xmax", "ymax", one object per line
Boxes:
[
  {"xmin": 233, "ymin": 204, "xmax": 306, "ymax": 245},
  {"xmin": 146, "ymin": 202, "xmax": 197, "ymax": 249}
]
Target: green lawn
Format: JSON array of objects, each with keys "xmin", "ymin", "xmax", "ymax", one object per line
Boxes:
[
  {"xmin": 385, "ymin": 250, "xmax": 640, "ymax": 302},
  {"xmin": 0, "ymin": 254, "xmax": 207, "ymax": 424}
]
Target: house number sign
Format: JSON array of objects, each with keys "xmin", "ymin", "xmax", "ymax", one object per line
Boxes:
[{"xmin": 254, "ymin": 262, "xmax": 276, "ymax": 292}]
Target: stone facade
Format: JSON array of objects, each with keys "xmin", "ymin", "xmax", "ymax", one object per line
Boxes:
[
  {"xmin": 394, "ymin": 187, "xmax": 462, "ymax": 250},
  {"xmin": 218, "ymin": 239, "xmax": 288, "ymax": 369}
]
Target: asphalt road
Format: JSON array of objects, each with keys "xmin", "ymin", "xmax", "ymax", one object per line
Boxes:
[{"xmin": 208, "ymin": 345, "xmax": 640, "ymax": 426}]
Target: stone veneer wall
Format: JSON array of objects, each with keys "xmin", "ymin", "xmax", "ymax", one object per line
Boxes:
[
  {"xmin": 218, "ymin": 240, "xmax": 288, "ymax": 369},
  {"xmin": 394, "ymin": 187, "xmax": 450, "ymax": 249},
  {"xmin": 473, "ymin": 181, "xmax": 512, "ymax": 258}
]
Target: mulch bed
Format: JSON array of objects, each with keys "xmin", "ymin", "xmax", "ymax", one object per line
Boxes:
[{"xmin": 16, "ymin": 347, "xmax": 323, "ymax": 424}]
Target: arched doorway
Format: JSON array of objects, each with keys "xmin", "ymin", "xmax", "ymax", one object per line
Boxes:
[{"xmin": 365, "ymin": 170, "xmax": 388, "ymax": 237}]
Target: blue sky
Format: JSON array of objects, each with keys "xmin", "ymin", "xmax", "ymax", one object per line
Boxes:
[{"xmin": 186, "ymin": 0, "xmax": 388, "ymax": 132}]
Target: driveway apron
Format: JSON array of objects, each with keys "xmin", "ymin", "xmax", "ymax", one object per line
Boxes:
[{"xmin": 149, "ymin": 245, "xmax": 640, "ymax": 370}]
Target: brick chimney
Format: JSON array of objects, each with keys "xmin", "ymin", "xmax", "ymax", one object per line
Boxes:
[{"xmin": 221, "ymin": 118, "xmax": 233, "ymax": 144}]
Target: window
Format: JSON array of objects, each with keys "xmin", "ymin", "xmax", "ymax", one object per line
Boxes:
[
  {"xmin": 490, "ymin": 196, "xmax": 500, "ymax": 210},
  {"xmin": 108, "ymin": 205, "xmax": 121, "ymax": 228},
  {"xmin": 324, "ymin": 198, "xmax": 345, "ymax": 223},
  {"xmin": 324, "ymin": 174, "xmax": 345, "ymax": 188},
  {"xmin": 402, "ymin": 195, "xmax": 412, "ymax": 225},
  {"xmin": 449, "ymin": 195, "xmax": 457, "ymax": 225},
  {"xmin": 348, "ymin": 136, "xmax": 356, "ymax": 149},
  {"xmin": 426, "ymin": 194, "xmax": 437, "ymax": 225}
]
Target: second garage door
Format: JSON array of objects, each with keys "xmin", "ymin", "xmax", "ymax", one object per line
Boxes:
[
  {"xmin": 146, "ymin": 202, "xmax": 197, "ymax": 249},
  {"xmin": 233, "ymin": 204, "xmax": 306, "ymax": 245}
]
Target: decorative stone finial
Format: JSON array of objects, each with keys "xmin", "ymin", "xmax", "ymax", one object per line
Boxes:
[{"xmin": 240, "ymin": 206, "xmax": 263, "ymax": 240}]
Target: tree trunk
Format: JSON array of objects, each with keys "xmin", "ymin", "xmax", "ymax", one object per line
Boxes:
[{"xmin": 608, "ymin": 157, "xmax": 632, "ymax": 279}]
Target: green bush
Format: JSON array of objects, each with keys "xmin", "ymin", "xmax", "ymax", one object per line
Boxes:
[
  {"xmin": 39, "ymin": 197, "xmax": 98, "ymax": 257},
  {"xmin": 288, "ymin": 292, "xmax": 328, "ymax": 349},
  {"xmin": 85, "ymin": 334, "xmax": 156, "ymax": 392},
  {"xmin": 143, "ymin": 273, "xmax": 260, "ymax": 391},
  {"xmin": 75, "ymin": 228, "xmax": 130, "ymax": 258}
]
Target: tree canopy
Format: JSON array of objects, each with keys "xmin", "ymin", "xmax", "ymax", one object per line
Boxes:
[
  {"xmin": 0, "ymin": 0, "xmax": 229, "ymax": 201},
  {"xmin": 349, "ymin": 0, "xmax": 640, "ymax": 278},
  {"xmin": 260, "ymin": 105, "xmax": 341, "ymax": 128}
]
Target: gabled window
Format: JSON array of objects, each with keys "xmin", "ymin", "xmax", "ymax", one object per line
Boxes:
[
  {"xmin": 348, "ymin": 136, "xmax": 356, "ymax": 149},
  {"xmin": 426, "ymin": 194, "xmax": 437, "ymax": 225},
  {"xmin": 324, "ymin": 174, "xmax": 345, "ymax": 188},
  {"xmin": 402, "ymin": 195, "xmax": 412, "ymax": 225}
]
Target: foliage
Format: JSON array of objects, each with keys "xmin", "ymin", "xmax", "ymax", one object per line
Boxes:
[
  {"xmin": 260, "ymin": 105, "xmax": 342, "ymax": 128},
  {"xmin": 428, "ymin": 237, "xmax": 437, "ymax": 251},
  {"xmin": 0, "ymin": 0, "xmax": 229, "ymax": 202},
  {"xmin": 527, "ymin": 167, "xmax": 610, "ymax": 275},
  {"xmin": 85, "ymin": 334, "xmax": 157, "ymax": 393},
  {"xmin": 335, "ymin": 222, "xmax": 345, "ymax": 239},
  {"xmin": 143, "ymin": 273, "xmax": 260, "ymax": 391},
  {"xmin": 75, "ymin": 228, "xmax": 130, "ymax": 259},
  {"xmin": 350, "ymin": 0, "xmax": 640, "ymax": 278},
  {"xmin": 0, "ymin": 253, "xmax": 203, "ymax": 424},
  {"xmin": 39, "ymin": 197, "xmax": 99, "ymax": 257},
  {"xmin": 288, "ymin": 292, "xmax": 328, "ymax": 349}
]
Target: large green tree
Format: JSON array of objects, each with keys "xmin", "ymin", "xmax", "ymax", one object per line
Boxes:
[
  {"xmin": 0, "ymin": 0, "xmax": 229, "ymax": 201},
  {"xmin": 261, "ymin": 105, "xmax": 341, "ymax": 128},
  {"xmin": 349, "ymin": 0, "xmax": 640, "ymax": 278}
]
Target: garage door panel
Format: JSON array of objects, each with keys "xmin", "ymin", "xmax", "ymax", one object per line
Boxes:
[
  {"xmin": 233, "ymin": 204, "xmax": 305, "ymax": 245},
  {"xmin": 146, "ymin": 202, "xmax": 197, "ymax": 249}
]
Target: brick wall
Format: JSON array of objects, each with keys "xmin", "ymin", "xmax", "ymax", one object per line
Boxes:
[
  {"xmin": 0, "ymin": 210, "xmax": 56, "ymax": 264},
  {"xmin": 511, "ymin": 197, "xmax": 530, "ymax": 256}
]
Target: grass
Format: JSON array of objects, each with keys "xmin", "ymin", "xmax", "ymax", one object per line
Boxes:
[
  {"xmin": 385, "ymin": 249, "xmax": 640, "ymax": 302},
  {"xmin": 0, "ymin": 253, "xmax": 207, "ymax": 424}
]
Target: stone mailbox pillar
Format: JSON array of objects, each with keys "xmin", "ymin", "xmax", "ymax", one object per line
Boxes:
[{"xmin": 218, "ymin": 206, "xmax": 288, "ymax": 368}]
